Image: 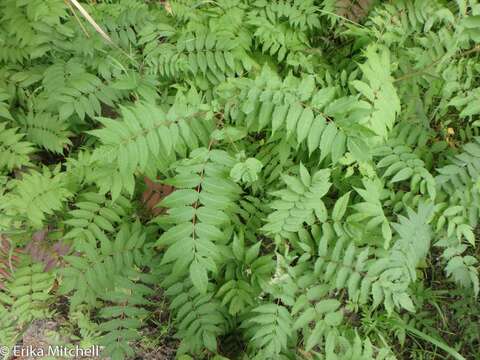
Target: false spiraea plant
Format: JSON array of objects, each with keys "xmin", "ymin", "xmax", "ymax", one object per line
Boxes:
[{"xmin": 0, "ymin": 0, "xmax": 479, "ymax": 359}]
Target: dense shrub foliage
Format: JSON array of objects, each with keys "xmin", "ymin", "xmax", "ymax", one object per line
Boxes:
[{"xmin": 1, "ymin": 0, "xmax": 480, "ymax": 359}]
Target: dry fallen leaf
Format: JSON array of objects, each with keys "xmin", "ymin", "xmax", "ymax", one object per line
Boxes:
[
  {"xmin": 336, "ymin": 0, "xmax": 373, "ymax": 22},
  {"xmin": 0, "ymin": 234, "xmax": 22, "ymax": 289},
  {"xmin": 142, "ymin": 176, "xmax": 175, "ymax": 216},
  {"xmin": 164, "ymin": 1, "xmax": 173, "ymax": 15}
]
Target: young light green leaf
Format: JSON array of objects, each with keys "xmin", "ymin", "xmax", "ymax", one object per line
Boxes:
[{"xmin": 332, "ymin": 192, "xmax": 350, "ymax": 222}]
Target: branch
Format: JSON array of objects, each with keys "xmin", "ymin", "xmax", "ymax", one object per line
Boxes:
[
  {"xmin": 394, "ymin": 45, "xmax": 480, "ymax": 83},
  {"xmin": 66, "ymin": 0, "xmax": 113, "ymax": 44}
]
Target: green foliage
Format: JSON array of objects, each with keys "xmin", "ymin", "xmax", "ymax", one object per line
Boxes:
[
  {"xmin": 89, "ymin": 90, "xmax": 214, "ymax": 198},
  {"xmin": 0, "ymin": 258, "xmax": 55, "ymax": 325},
  {"xmin": 63, "ymin": 191, "xmax": 131, "ymax": 247},
  {"xmin": 155, "ymin": 148, "xmax": 241, "ymax": 294},
  {"xmin": 14, "ymin": 111, "xmax": 73, "ymax": 153},
  {"xmin": 245, "ymin": 303, "xmax": 292, "ymax": 358},
  {"xmin": 60, "ymin": 222, "xmax": 150, "ymax": 307},
  {"xmin": 98, "ymin": 272, "xmax": 154, "ymax": 360},
  {"xmin": 263, "ymin": 164, "xmax": 331, "ymax": 238},
  {"xmin": 60, "ymin": 221, "xmax": 155, "ymax": 358},
  {"xmin": 0, "ymin": 122, "xmax": 34, "ymax": 170},
  {"xmin": 0, "ymin": 0, "xmax": 479, "ymax": 359},
  {"xmin": 2, "ymin": 166, "xmax": 73, "ymax": 228},
  {"xmin": 166, "ymin": 280, "xmax": 227, "ymax": 355}
]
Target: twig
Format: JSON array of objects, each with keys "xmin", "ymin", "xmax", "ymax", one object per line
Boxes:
[
  {"xmin": 394, "ymin": 44, "xmax": 480, "ymax": 83},
  {"xmin": 65, "ymin": 0, "xmax": 138, "ymax": 65},
  {"xmin": 65, "ymin": 0, "xmax": 90, "ymax": 38},
  {"xmin": 67, "ymin": 0, "xmax": 113, "ymax": 44}
]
